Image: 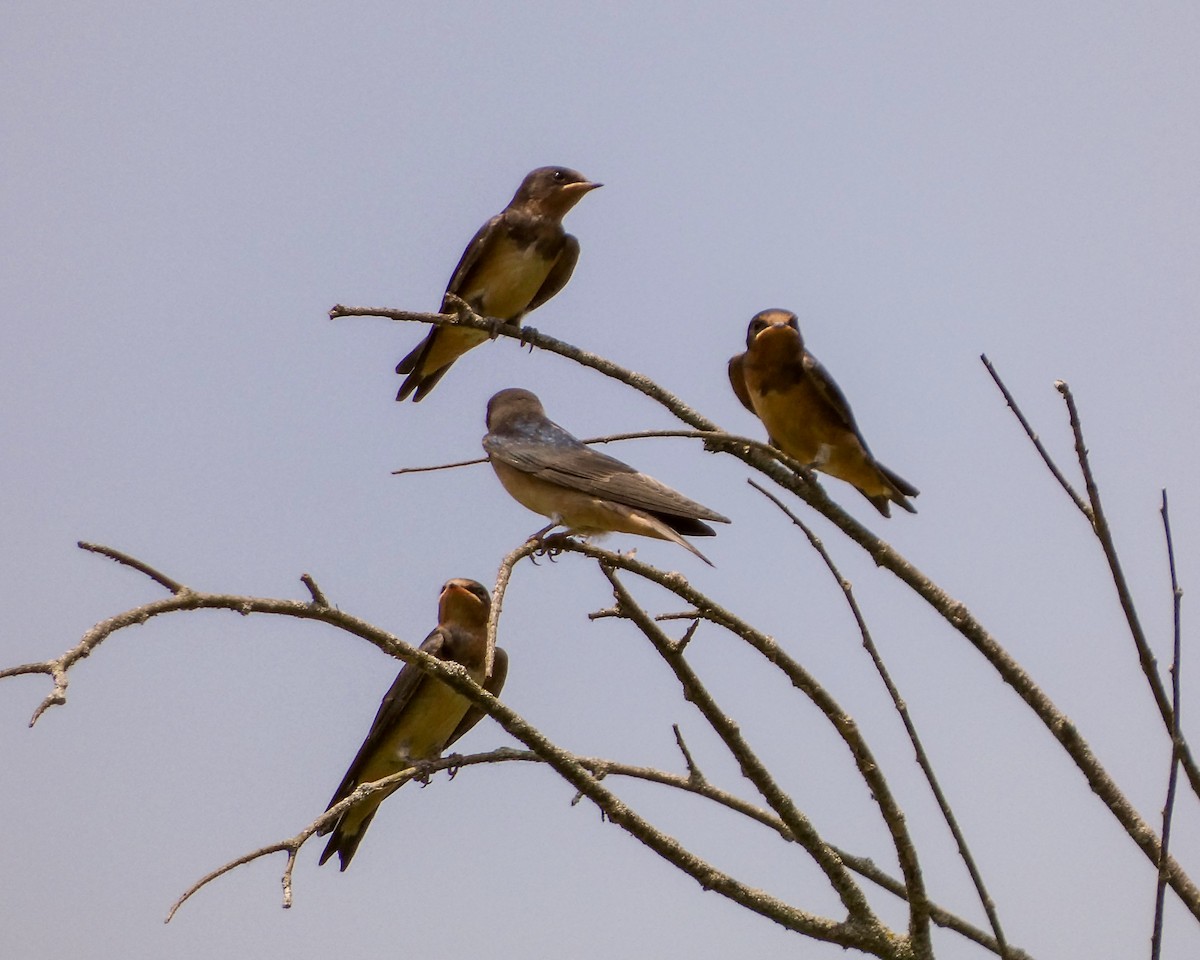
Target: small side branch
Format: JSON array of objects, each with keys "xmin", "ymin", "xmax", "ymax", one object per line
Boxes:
[
  {"xmin": 167, "ymin": 755, "xmax": 470, "ymax": 920},
  {"xmin": 672, "ymin": 723, "xmax": 705, "ymax": 786},
  {"xmin": 301, "ymin": 574, "xmax": 329, "ymax": 608},
  {"xmin": 1151, "ymin": 490, "xmax": 1185, "ymax": 960},
  {"xmin": 78, "ymin": 540, "xmax": 188, "ymax": 594},
  {"xmin": 487, "ymin": 540, "xmax": 539, "ymax": 678}
]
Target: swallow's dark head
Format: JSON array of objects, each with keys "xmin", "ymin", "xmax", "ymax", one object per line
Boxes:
[
  {"xmin": 486, "ymin": 387, "xmax": 545, "ymax": 430},
  {"xmin": 514, "ymin": 166, "xmax": 602, "ymax": 217},
  {"xmin": 745, "ymin": 308, "xmax": 802, "ymax": 350},
  {"xmin": 439, "ymin": 578, "xmax": 491, "ymax": 629}
]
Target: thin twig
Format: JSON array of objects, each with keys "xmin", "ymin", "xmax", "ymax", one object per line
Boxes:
[
  {"xmin": 672, "ymin": 724, "xmax": 705, "ymax": 785},
  {"xmin": 750, "ymin": 479, "xmax": 1003, "ymax": 956},
  {"xmin": 391, "ymin": 456, "xmax": 488, "ymax": 476},
  {"xmin": 390, "ymin": 430, "xmax": 797, "ymax": 479},
  {"xmin": 587, "ymin": 606, "xmax": 624, "ymax": 621},
  {"xmin": 78, "ymin": 540, "xmax": 188, "ymax": 594},
  {"xmin": 656, "ymin": 610, "xmax": 709, "ymax": 622},
  {"xmin": 1054, "ymin": 381, "xmax": 1200, "ymax": 803},
  {"xmin": 981, "ymin": 356, "xmax": 1091, "ymax": 518},
  {"xmin": 1151, "ymin": 490, "xmax": 1184, "ymax": 960},
  {"xmin": 167, "ymin": 754, "xmax": 477, "ymax": 920},
  {"xmin": 487, "ymin": 540, "xmax": 539, "ymax": 678},
  {"xmin": 300, "ymin": 574, "xmax": 329, "ymax": 608},
  {"xmin": 980, "ymin": 363, "xmax": 1200, "ymax": 861}
]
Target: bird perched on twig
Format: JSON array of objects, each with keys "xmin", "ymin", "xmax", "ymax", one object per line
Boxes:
[
  {"xmin": 318, "ymin": 579, "xmax": 505, "ymax": 871},
  {"xmin": 483, "ymin": 388, "xmax": 731, "ymax": 565},
  {"xmin": 728, "ymin": 309, "xmax": 918, "ymax": 517},
  {"xmin": 395, "ymin": 166, "xmax": 601, "ymax": 401}
]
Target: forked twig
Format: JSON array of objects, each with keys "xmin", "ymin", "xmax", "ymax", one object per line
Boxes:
[
  {"xmin": 980, "ymin": 355, "xmax": 1090, "ymax": 517},
  {"xmin": 984, "ymin": 359, "xmax": 1200, "ymax": 803}
]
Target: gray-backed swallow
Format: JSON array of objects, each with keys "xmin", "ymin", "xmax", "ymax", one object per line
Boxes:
[
  {"xmin": 482, "ymin": 388, "xmax": 731, "ymax": 565},
  {"xmin": 728, "ymin": 309, "xmax": 918, "ymax": 517},
  {"xmin": 318, "ymin": 579, "xmax": 506, "ymax": 871},
  {"xmin": 395, "ymin": 166, "xmax": 602, "ymax": 402}
]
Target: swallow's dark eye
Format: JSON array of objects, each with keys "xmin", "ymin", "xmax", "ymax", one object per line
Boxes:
[{"xmin": 552, "ymin": 170, "xmax": 566, "ymax": 181}]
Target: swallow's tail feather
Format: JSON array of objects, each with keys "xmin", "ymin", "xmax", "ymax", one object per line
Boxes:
[
  {"xmin": 319, "ymin": 808, "xmax": 378, "ymax": 872},
  {"xmin": 865, "ymin": 464, "xmax": 919, "ymax": 517},
  {"xmin": 629, "ymin": 510, "xmax": 717, "ymax": 567}
]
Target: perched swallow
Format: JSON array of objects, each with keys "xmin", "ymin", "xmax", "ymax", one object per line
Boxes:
[
  {"xmin": 318, "ymin": 579, "xmax": 506, "ymax": 871},
  {"xmin": 395, "ymin": 166, "xmax": 602, "ymax": 402},
  {"xmin": 482, "ymin": 388, "xmax": 731, "ymax": 564},
  {"xmin": 728, "ymin": 309, "xmax": 918, "ymax": 517}
]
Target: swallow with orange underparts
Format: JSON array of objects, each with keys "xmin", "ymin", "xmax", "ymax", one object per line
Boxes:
[
  {"xmin": 482, "ymin": 388, "xmax": 731, "ymax": 565},
  {"xmin": 395, "ymin": 166, "xmax": 602, "ymax": 401},
  {"xmin": 318, "ymin": 578, "xmax": 506, "ymax": 870},
  {"xmin": 728, "ymin": 308, "xmax": 918, "ymax": 517}
]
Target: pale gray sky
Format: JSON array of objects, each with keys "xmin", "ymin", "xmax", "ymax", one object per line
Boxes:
[{"xmin": 3, "ymin": 3, "xmax": 1198, "ymax": 958}]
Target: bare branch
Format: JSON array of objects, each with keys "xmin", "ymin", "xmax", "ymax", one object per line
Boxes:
[
  {"xmin": 46, "ymin": 545, "xmax": 878, "ymax": 950},
  {"xmin": 672, "ymin": 723, "xmax": 705, "ymax": 786},
  {"xmin": 389, "ymin": 429, "xmax": 796, "ymax": 481},
  {"xmin": 750, "ymin": 479, "xmax": 1006, "ymax": 956},
  {"xmin": 487, "ymin": 540, "xmax": 539, "ymax": 678},
  {"xmin": 982, "ymin": 361, "xmax": 1200, "ymax": 863},
  {"xmin": 0, "ymin": 658, "xmax": 70, "ymax": 727},
  {"xmin": 78, "ymin": 540, "xmax": 188, "ymax": 594},
  {"xmin": 1052, "ymin": 381, "xmax": 1200, "ymax": 803},
  {"xmin": 167, "ymin": 757, "xmax": 464, "ymax": 921},
  {"xmin": 576, "ymin": 544, "xmax": 932, "ymax": 947},
  {"xmin": 1152, "ymin": 490, "xmax": 1185, "ymax": 960},
  {"xmin": 164, "ymin": 740, "xmax": 1029, "ymax": 956},
  {"xmin": 700, "ymin": 366, "xmax": 1200, "ymax": 914},
  {"xmin": 329, "ymin": 305, "xmax": 723, "ymax": 431},
  {"xmin": 300, "ymin": 574, "xmax": 329, "ymax": 608},
  {"xmin": 587, "ymin": 606, "xmax": 624, "ymax": 621},
  {"xmin": 391, "ymin": 456, "xmax": 488, "ymax": 476},
  {"xmin": 599, "ymin": 566, "xmax": 889, "ymax": 936}
]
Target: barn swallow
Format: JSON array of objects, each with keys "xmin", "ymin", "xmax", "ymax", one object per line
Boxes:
[
  {"xmin": 482, "ymin": 388, "xmax": 731, "ymax": 565},
  {"xmin": 395, "ymin": 166, "xmax": 602, "ymax": 402},
  {"xmin": 318, "ymin": 579, "xmax": 507, "ymax": 871},
  {"xmin": 728, "ymin": 309, "xmax": 919, "ymax": 517}
]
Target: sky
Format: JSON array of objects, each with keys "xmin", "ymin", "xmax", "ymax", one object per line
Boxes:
[{"xmin": 2, "ymin": 2, "xmax": 1199, "ymax": 958}]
